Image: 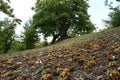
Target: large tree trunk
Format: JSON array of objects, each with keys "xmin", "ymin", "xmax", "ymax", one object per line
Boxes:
[
  {"xmin": 3, "ymin": 42, "xmax": 10, "ymax": 53},
  {"xmin": 3, "ymin": 38, "xmax": 12, "ymax": 53},
  {"xmin": 3, "ymin": 45, "xmax": 10, "ymax": 53},
  {"xmin": 51, "ymin": 17, "xmax": 70, "ymax": 43},
  {"xmin": 57, "ymin": 20, "xmax": 69, "ymax": 42}
]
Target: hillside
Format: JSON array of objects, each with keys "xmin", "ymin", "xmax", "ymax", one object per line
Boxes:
[{"xmin": 0, "ymin": 28, "xmax": 120, "ymax": 80}]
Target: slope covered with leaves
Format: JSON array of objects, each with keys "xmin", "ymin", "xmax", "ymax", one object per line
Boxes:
[{"xmin": 0, "ymin": 28, "xmax": 120, "ymax": 80}]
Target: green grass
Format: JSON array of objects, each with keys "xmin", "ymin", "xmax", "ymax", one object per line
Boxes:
[{"xmin": 0, "ymin": 27, "xmax": 120, "ymax": 60}]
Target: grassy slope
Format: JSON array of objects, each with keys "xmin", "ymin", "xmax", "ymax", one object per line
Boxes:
[
  {"xmin": 0, "ymin": 27, "xmax": 120, "ymax": 79},
  {"xmin": 0, "ymin": 27, "xmax": 116, "ymax": 60},
  {"xmin": 0, "ymin": 31, "xmax": 96, "ymax": 60}
]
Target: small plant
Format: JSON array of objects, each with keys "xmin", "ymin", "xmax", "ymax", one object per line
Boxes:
[
  {"xmin": 41, "ymin": 41, "xmax": 49, "ymax": 47},
  {"xmin": 33, "ymin": 66, "xmax": 45, "ymax": 75}
]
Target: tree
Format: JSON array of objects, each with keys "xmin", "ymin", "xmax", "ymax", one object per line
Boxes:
[
  {"xmin": 22, "ymin": 19, "xmax": 39, "ymax": 50},
  {"xmin": 0, "ymin": 18, "xmax": 17, "ymax": 53},
  {"xmin": 104, "ymin": 0, "xmax": 120, "ymax": 28},
  {"xmin": 105, "ymin": 0, "xmax": 120, "ymax": 4},
  {"xmin": 105, "ymin": 0, "xmax": 120, "ymax": 8},
  {"xmin": 0, "ymin": 0, "xmax": 14, "ymax": 17},
  {"xmin": 104, "ymin": 7, "xmax": 120, "ymax": 28},
  {"xmin": 0, "ymin": 0, "xmax": 21, "ymax": 53},
  {"xmin": 33, "ymin": 0, "xmax": 95, "ymax": 43},
  {"xmin": 0, "ymin": 0, "xmax": 21, "ymax": 23}
]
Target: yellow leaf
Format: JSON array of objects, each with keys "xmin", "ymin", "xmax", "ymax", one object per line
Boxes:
[
  {"xmin": 41, "ymin": 74, "xmax": 53, "ymax": 80},
  {"xmin": 31, "ymin": 66, "xmax": 36, "ymax": 69},
  {"xmin": 17, "ymin": 62, "xmax": 22, "ymax": 65},
  {"xmin": 5, "ymin": 58, "xmax": 14, "ymax": 64}
]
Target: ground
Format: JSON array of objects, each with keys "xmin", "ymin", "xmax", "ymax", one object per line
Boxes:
[{"xmin": 0, "ymin": 28, "xmax": 120, "ymax": 80}]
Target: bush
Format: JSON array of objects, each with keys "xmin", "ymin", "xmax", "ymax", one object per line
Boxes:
[
  {"xmin": 36, "ymin": 41, "xmax": 49, "ymax": 48},
  {"xmin": 10, "ymin": 41, "xmax": 25, "ymax": 52},
  {"xmin": 42, "ymin": 41, "xmax": 49, "ymax": 47}
]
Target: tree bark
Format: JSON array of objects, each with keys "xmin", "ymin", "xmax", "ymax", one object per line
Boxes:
[
  {"xmin": 3, "ymin": 37, "xmax": 12, "ymax": 53},
  {"xmin": 3, "ymin": 45, "xmax": 10, "ymax": 53},
  {"xmin": 57, "ymin": 20, "xmax": 69, "ymax": 42},
  {"xmin": 3, "ymin": 42, "xmax": 11, "ymax": 53}
]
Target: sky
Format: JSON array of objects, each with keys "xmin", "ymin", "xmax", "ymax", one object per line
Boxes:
[
  {"xmin": 10, "ymin": 0, "xmax": 36, "ymax": 34},
  {"xmin": 9, "ymin": 0, "xmax": 119, "ymax": 35},
  {"xmin": 88, "ymin": 0, "xmax": 119, "ymax": 30}
]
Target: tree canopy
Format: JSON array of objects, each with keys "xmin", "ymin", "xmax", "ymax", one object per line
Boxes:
[
  {"xmin": 104, "ymin": 0, "xmax": 120, "ymax": 28},
  {"xmin": 104, "ymin": 7, "xmax": 120, "ymax": 28},
  {"xmin": 0, "ymin": 18, "xmax": 17, "ymax": 53},
  {"xmin": 0, "ymin": 0, "xmax": 21, "ymax": 23},
  {"xmin": 0, "ymin": 0, "xmax": 21, "ymax": 53},
  {"xmin": 0, "ymin": 0, "xmax": 14, "ymax": 17},
  {"xmin": 22, "ymin": 19, "xmax": 39, "ymax": 49},
  {"xmin": 33, "ymin": 0, "xmax": 95, "ymax": 43}
]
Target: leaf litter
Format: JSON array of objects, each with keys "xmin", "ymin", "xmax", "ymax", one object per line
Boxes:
[{"xmin": 0, "ymin": 28, "xmax": 120, "ymax": 80}]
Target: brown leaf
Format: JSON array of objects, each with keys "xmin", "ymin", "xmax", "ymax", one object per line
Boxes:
[
  {"xmin": 2, "ymin": 71, "xmax": 14, "ymax": 77},
  {"xmin": 5, "ymin": 58, "xmax": 14, "ymax": 64},
  {"xmin": 41, "ymin": 74, "xmax": 53, "ymax": 80}
]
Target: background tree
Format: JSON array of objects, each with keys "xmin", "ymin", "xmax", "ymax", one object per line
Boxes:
[
  {"xmin": 0, "ymin": 0, "xmax": 21, "ymax": 25},
  {"xmin": 0, "ymin": 0, "xmax": 21, "ymax": 53},
  {"xmin": 33, "ymin": 0, "xmax": 95, "ymax": 43},
  {"xmin": 104, "ymin": 0, "xmax": 120, "ymax": 28},
  {"xmin": 22, "ymin": 19, "xmax": 39, "ymax": 50},
  {"xmin": 0, "ymin": 18, "xmax": 17, "ymax": 53},
  {"xmin": 0, "ymin": 22, "xmax": 3, "ymax": 52},
  {"xmin": 0, "ymin": 0, "xmax": 14, "ymax": 17},
  {"xmin": 104, "ymin": 7, "xmax": 120, "ymax": 28},
  {"xmin": 105, "ymin": 0, "xmax": 120, "ymax": 5}
]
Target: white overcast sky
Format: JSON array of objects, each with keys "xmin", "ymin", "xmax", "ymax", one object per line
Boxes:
[{"xmin": 9, "ymin": 0, "xmax": 119, "ymax": 35}]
